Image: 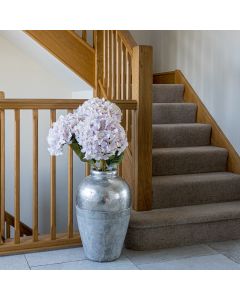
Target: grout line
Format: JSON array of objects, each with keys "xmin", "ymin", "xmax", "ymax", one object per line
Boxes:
[
  {"xmin": 31, "ymin": 259, "xmax": 90, "ymax": 269},
  {"xmin": 24, "ymin": 254, "xmax": 31, "ymax": 270},
  {"xmin": 29, "ymin": 258, "xmax": 87, "ymax": 269},
  {"xmin": 124, "ymin": 246, "xmax": 218, "ymax": 266},
  {"xmin": 134, "ymin": 253, "xmax": 219, "ymax": 268},
  {"xmin": 214, "ymin": 252, "xmax": 240, "ymax": 265},
  {"xmin": 205, "ymin": 243, "xmax": 240, "ymax": 265}
]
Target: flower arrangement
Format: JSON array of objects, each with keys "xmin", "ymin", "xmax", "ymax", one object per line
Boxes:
[{"xmin": 47, "ymin": 98, "xmax": 128, "ymax": 171}]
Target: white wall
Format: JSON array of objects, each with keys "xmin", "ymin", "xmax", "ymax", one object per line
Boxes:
[
  {"xmin": 131, "ymin": 30, "xmax": 154, "ymax": 46},
  {"xmin": 133, "ymin": 30, "xmax": 240, "ymax": 154},
  {"xmin": 0, "ymin": 31, "xmax": 93, "ymax": 234}
]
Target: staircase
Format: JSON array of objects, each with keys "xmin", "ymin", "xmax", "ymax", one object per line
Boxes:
[{"xmin": 125, "ymin": 83, "xmax": 240, "ymax": 250}]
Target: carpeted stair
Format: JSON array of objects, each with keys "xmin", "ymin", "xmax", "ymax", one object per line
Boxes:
[{"xmin": 126, "ymin": 83, "xmax": 240, "ymax": 250}]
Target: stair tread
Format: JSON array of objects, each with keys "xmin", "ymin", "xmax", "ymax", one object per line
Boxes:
[
  {"xmin": 130, "ymin": 200, "xmax": 240, "ymax": 228},
  {"xmin": 153, "ymin": 84, "xmax": 184, "ymax": 103},
  {"xmin": 152, "ymin": 146, "xmax": 228, "ymax": 176},
  {"xmin": 153, "ymin": 123, "xmax": 211, "ymax": 148},
  {"xmin": 153, "ymin": 123, "xmax": 210, "ymax": 128},
  {"xmin": 152, "ymin": 172, "xmax": 240, "ymax": 208}
]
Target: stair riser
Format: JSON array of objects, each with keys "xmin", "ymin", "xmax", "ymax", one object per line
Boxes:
[
  {"xmin": 152, "ymin": 177, "xmax": 240, "ymax": 209},
  {"xmin": 153, "ymin": 84, "xmax": 184, "ymax": 103},
  {"xmin": 152, "ymin": 150, "xmax": 228, "ymax": 176},
  {"xmin": 153, "ymin": 103, "xmax": 197, "ymax": 124},
  {"xmin": 153, "ymin": 125, "xmax": 211, "ymax": 148},
  {"xmin": 125, "ymin": 219, "xmax": 240, "ymax": 250}
]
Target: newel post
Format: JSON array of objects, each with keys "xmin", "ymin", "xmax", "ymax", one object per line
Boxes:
[{"xmin": 132, "ymin": 46, "xmax": 153, "ymax": 211}]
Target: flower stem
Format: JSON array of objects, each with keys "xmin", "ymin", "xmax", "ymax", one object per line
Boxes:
[{"xmin": 99, "ymin": 160, "xmax": 107, "ymax": 171}]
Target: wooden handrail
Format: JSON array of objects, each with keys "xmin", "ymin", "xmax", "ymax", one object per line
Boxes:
[
  {"xmin": 116, "ymin": 31, "xmax": 137, "ymax": 57},
  {"xmin": 67, "ymin": 30, "xmax": 95, "ymax": 53},
  {"xmin": 0, "ymin": 99, "xmax": 137, "ymax": 110},
  {"xmin": 25, "ymin": 30, "xmax": 96, "ymax": 88}
]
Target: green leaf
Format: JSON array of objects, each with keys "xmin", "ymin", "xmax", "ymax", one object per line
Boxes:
[
  {"xmin": 70, "ymin": 140, "xmax": 87, "ymax": 162},
  {"xmin": 106, "ymin": 151, "xmax": 124, "ymax": 167}
]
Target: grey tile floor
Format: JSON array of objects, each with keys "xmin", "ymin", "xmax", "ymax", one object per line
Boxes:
[{"xmin": 2, "ymin": 239, "xmax": 240, "ymax": 270}]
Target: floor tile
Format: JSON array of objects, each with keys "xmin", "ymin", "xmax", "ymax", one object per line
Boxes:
[
  {"xmin": 208, "ymin": 239, "xmax": 240, "ymax": 264},
  {"xmin": 0, "ymin": 254, "xmax": 30, "ymax": 270},
  {"xmin": 124, "ymin": 244, "xmax": 217, "ymax": 265},
  {"xmin": 25, "ymin": 247, "xmax": 85, "ymax": 267},
  {"xmin": 138, "ymin": 254, "xmax": 240, "ymax": 270},
  {"xmin": 31, "ymin": 256, "xmax": 138, "ymax": 270}
]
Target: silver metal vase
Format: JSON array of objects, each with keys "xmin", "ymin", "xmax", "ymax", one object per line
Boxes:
[{"xmin": 76, "ymin": 169, "xmax": 131, "ymax": 262}]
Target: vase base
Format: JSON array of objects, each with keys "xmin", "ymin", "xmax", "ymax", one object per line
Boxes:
[{"xmin": 77, "ymin": 207, "xmax": 130, "ymax": 263}]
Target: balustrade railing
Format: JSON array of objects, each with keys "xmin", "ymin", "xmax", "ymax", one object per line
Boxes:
[{"xmin": 0, "ymin": 97, "xmax": 137, "ymax": 254}]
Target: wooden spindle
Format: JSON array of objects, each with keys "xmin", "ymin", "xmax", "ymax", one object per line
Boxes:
[
  {"xmin": 127, "ymin": 51, "xmax": 132, "ymax": 100},
  {"xmin": 85, "ymin": 163, "xmax": 90, "ymax": 176},
  {"xmin": 103, "ymin": 31, "xmax": 109, "ymax": 89},
  {"xmin": 82, "ymin": 30, "xmax": 87, "ymax": 42},
  {"xmin": 112, "ymin": 31, "xmax": 117, "ymax": 99},
  {"xmin": 116, "ymin": 34, "xmax": 121, "ymax": 99},
  {"xmin": 32, "ymin": 109, "xmax": 38, "ymax": 242},
  {"xmin": 121, "ymin": 43, "xmax": 126, "ymax": 100},
  {"xmin": 0, "ymin": 91, "xmax": 5, "ymax": 243},
  {"xmin": 107, "ymin": 30, "xmax": 112, "ymax": 98},
  {"xmin": 14, "ymin": 109, "xmax": 20, "ymax": 244},
  {"xmin": 68, "ymin": 109, "xmax": 73, "ymax": 239},
  {"xmin": 6, "ymin": 223, "xmax": 10, "ymax": 239},
  {"xmin": 50, "ymin": 110, "xmax": 56, "ymax": 240}
]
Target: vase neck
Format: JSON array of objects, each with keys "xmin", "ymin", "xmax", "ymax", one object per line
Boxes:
[{"xmin": 90, "ymin": 169, "xmax": 118, "ymax": 178}]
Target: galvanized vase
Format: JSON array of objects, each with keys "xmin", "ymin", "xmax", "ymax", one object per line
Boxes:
[{"xmin": 76, "ymin": 169, "xmax": 131, "ymax": 262}]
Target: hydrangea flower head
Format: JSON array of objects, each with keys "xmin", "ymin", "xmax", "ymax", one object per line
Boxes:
[{"xmin": 47, "ymin": 98, "xmax": 128, "ymax": 165}]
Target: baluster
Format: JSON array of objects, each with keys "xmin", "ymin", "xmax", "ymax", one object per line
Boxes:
[
  {"xmin": 32, "ymin": 109, "xmax": 38, "ymax": 242},
  {"xmin": 14, "ymin": 109, "xmax": 20, "ymax": 244},
  {"xmin": 126, "ymin": 51, "xmax": 132, "ymax": 100},
  {"xmin": 50, "ymin": 110, "xmax": 56, "ymax": 240},
  {"xmin": 6, "ymin": 223, "xmax": 10, "ymax": 239},
  {"xmin": 121, "ymin": 43, "xmax": 127, "ymax": 132},
  {"xmin": 107, "ymin": 31, "xmax": 112, "ymax": 99},
  {"xmin": 103, "ymin": 31, "xmax": 109, "ymax": 90},
  {"xmin": 68, "ymin": 109, "xmax": 73, "ymax": 239},
  {"xmin": 121, "ymin": 43, "xmax": 126, "ymax": 100},
  {"xmin": 82, "ymin": 30, "xmax": 87, "ymax": 42},
  {"xmin": 116, "ymin": 34, "xmax": 122, "ymax": 99},
  {"xmin": 112, "ymin": 31, "xmax": 116, "ymax": 99}
]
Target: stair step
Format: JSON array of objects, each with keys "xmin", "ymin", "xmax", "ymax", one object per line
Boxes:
[
  {"xmin": 152, "ymin": 146, "xmax": 228, "ymax": 176},
  {"xmin": 153, "ymin": 102, "xmax": 197, "ymax": 124},
  {"xmin": 152, "ymin": 172, "xmax": 240, "ymax": 209},
  {"xmin": 125, "ymin": 201, "xmax": 240, "ymax": 250},
  {"xmin": 153, "ymin": 84, "xmax": 184, "ymax": 103},
  {"xmin": 153, "ymin": 123, "xmax": 211, "ymax": 148}
]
